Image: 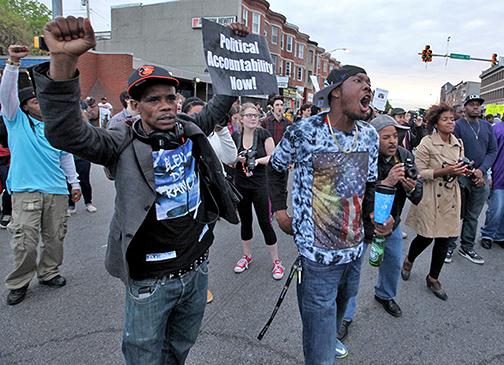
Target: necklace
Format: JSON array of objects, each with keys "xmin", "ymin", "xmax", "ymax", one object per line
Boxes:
[
  {"xmin": 326, "ymin": 115, "xmax": 359, "ymax": 154},
  {"xmin": 465, "ymin": 119, "xmax": 480, "ymax": 140}
]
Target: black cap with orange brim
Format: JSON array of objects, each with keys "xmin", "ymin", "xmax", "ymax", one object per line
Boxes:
[{"xmin": 127, "ymin": 65, "xmax": 179, "ymax": 100}]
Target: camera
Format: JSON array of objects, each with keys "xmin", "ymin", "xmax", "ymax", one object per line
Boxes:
[
  {"xmin": 403, "ymin": 157, "xmax": 418, "ymax": 180},
  {"xmin": 239, "ymin": 149, "xmax": 256, "ymax": 176},
  {"xmin": 458, "ymin": 157, "xmax": 475, "ymax": 172}
]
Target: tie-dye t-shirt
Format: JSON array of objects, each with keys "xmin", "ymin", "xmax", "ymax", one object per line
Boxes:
[{"xmin": 270, "ymin": 112, "xmax": 378, "ymax": 265}]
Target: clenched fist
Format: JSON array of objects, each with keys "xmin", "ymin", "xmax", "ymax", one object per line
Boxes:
[
  {"xmin": 44, "ymin": 16, "xmax": 96, "ymax": 58},
  {"xmin": 44, "ymin": 16, "xmax": 96, "ymax": 81},
  {"xmin": 8, "ymin": 45, "xmax": 30, "ymax": 63}
]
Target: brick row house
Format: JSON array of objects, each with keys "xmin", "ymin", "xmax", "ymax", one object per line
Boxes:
[{"xmin": 242, "ymin": 0, "xmax": 340, "ymax": 109}]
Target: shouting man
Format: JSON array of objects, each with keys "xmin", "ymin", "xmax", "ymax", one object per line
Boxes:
[{"xmin": 268, "ymin": 66, "xmax": 392, "ymax": 364}]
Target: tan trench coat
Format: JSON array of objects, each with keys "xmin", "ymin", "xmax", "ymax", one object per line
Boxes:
[{"xmin": 406, "ymin": 132, "xmax": 463, "ymax": 238}]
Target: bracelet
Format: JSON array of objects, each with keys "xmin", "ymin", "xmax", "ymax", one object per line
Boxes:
[{"xmin": 6, "ymin": 59, "xmax": 20, "ymax": 67}]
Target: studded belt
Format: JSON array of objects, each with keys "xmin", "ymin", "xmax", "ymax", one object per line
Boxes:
[{"xmin": 161, "ymin": 250, "xmax": 209, "ymax": 281}]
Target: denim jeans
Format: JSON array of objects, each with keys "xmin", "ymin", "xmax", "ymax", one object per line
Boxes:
[
  {"xmin": 297, "ymin": 255, "xmax": 362, "ymax": 365},
  {"xmin": 343, "ymin": 226, "xmax": 403, "ymax": 321},
  {"xmin": 481, "ymin": 189, "xmax": 504, "ymax": 241},
  {"xmin": 122, "ymin": 261, "xmax": 208, "ymax": 365},
  {"xmin": 448, "ymin": 177, "xmax": 489, "ymax": 251}
]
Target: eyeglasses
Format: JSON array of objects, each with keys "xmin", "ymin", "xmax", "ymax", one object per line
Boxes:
[{"xmin": 244, "ymin": 113, "xmax": 259, "ymax": 119}]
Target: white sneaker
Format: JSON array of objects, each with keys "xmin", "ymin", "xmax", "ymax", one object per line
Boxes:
[
  {"xmin": 86, "ymin": 204, "xmax": 98, "ymax": 213},
  {"xmin": 67, "ymin": 207, "xmax": 77, "ymax": 215}
]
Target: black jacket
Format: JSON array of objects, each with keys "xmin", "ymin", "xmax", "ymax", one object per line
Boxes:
[{"xmin": 363, "ymin": 146, "xmax": 423, "ymax": 242}]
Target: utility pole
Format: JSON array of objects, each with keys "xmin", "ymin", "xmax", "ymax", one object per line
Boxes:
[
  {"xmin": 52, "ymin": 0, "xmax": 62, "ymax": 18},
  {"xmin": 82, "ymin": 0, "xmax": 91, "ymax": 20}
]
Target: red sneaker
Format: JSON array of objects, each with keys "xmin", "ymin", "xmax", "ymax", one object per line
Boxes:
[
  {"xmin": 272, "ymin": 260, "xmax": 285, "ymax": 280},
  {"xmin": 234, "ymin": 256, "xmax": 252, "ymax": 273}
]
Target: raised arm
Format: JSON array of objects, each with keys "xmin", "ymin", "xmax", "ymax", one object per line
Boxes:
[
  {"xmin": 0, "ymin": 46, "xmax": 29, "ymax": 120},
  {"xmin": 33, "ymin": 16, "xmax": 129, "ymax": 166}
]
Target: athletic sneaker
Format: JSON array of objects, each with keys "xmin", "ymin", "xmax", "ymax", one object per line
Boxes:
[
  {"xmin": 335, "ymin": 338, "xmax": 348, "ymax": 359},
  {"xmin": 234, "ymin": 256, "xmax": 252, "ymax": 273},
  {"xmin": 0, "ymin": 214, "xmax": 11, "ymax": 229},
  {"xmin": 86, "ymin": 204, "xmax": 98, "ymax": 213},
  {"xmin": 444, "ymin": 249, "xmax": 453, "ymax": 263},
  {"xmin": 458, "ymin": 248, "xmax": 484, "ymax": 265},
  {"xmin": 272, "ymin": 260, "xmax": 285, "ymax": 280},
  {"xmin": 67, "ymin": 206, "xmax": 77, "ymax": 215}
]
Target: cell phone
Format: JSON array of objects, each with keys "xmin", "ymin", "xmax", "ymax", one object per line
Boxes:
[{"xmin": 33, "ymin": 36, "xmax": 49, "ymax": 52}]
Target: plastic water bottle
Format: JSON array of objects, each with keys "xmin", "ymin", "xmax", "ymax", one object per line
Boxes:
[{"xmin": 369, "ymin": 235, "xmax": 386, "ymax": 267}]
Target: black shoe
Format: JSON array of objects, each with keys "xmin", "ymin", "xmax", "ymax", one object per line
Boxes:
[
  {"xmin": 39, "ymin": 275, "xmax": 66, "ymax": 288},
  {"xmin": 480, "ymin": 238, "xmax": 493, "ymax": 249},
  {"xmin": 7, "ymin": 285, "xmax": 28, "ymax": 305},
  {"xmin": 374, "ymin": 296, "xmax": 402, "ymax": 317},
  {"xmin": 337, "ymin": 319, "xmax": 351, "ymax": 341},
  {"xmin": 401, "ymin": 258, "xmax": 412, "ymax": 281},
  {"xmin": 426, "ymin": 276, "xmax": 448, "ymax": 301}
]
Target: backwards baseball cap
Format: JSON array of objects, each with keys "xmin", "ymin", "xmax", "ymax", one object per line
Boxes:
[
  {"xmin": 463, "ymin": 94, "xmax": 484, "ymax": 106},
  {"xmin": 18, "ymin": 87, "xmax": 36, "ymax": 105},
  {"xmin": 390, "ymin": 107, "xmax": 406, "ymax": 116},
  {"xmin": 370, "ymin": 114, "xmax": 410, "ymax": 132},
  {"xmin": 128, "ymin": 65, "xmax": 179, "ymax": 100},
  {"xmin": 313, "ymin": 65, "xmax": 367, "ymax": 108}
]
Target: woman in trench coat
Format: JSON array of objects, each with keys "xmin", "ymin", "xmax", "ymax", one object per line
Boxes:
[{"xmin": 403, "ymin": 103, "xmax": 471, "ymax": 300}]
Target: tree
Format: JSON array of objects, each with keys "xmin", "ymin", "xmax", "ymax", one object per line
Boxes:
[
  {"xmin": 0, "ymin": 0, "xmax": 51, "ymax": 55},
  {"xmin": 385, "ymin": 100, "xmax": 393, "ymax": 113}
]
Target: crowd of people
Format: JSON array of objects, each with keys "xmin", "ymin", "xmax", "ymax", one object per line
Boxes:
[{"xmin": 1, "ymin": 15, "xmax": 503, "ymax": 365}]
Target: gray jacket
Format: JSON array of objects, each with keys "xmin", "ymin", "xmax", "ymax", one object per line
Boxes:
[{"xmin": 33, "ymin": 63, "xmax": 236, "ymax": 284}]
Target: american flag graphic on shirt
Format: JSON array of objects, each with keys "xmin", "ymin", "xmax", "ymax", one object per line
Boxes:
[{"xmin": 312, "ymin": 151, "xmax": 368, "ymax": 250}]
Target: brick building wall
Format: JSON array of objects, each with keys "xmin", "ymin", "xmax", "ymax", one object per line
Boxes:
[{"xmin": 77, "ymin": 51, "xmax": 133, "ymax": 112}]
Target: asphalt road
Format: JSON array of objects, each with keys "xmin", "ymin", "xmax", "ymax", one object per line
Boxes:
[{"xmin": 1, "ymin": 166, "xmax": 503, "ymax": 365}]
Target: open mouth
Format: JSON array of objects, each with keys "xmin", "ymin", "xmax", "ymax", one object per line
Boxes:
[{"xmin": 360, "ymin": 95, "xmax": 371, "ymax": 110}]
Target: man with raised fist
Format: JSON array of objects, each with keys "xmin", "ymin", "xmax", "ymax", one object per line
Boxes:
[
  {"xmin": 0, "ymin": 45, "xmax": 81, "ymax": 306},
  {"xmin": 33, "ymin": 16, "xmax": 245, "ymax": 364}
]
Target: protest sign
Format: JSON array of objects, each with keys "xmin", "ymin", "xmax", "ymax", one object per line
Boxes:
[
  {"xmin": 372, "ymin": 88, "xmax": 389, "ymax": 111},
  {"xmin": 485, "ymin": 103, "xmax": 504, "ymax": 116},
  {"xmin": 202, "ymin": 18, "xmax": 278, "ymax": 96}
]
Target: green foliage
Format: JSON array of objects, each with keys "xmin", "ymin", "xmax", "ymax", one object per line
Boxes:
[
  {"xmin": 0, "ymin": 0, "xmax": 51, "ymax": 55},
  {"xmin": 385, "ymin": 100, "xmax": 393, "ymax": 113}
]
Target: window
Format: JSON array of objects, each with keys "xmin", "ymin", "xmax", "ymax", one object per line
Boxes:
[
  {"xmin": 316, "ymin": 56, "xmax": 321, "ymax": 72},
  {"xmin": 285, "ymin": 61, "xmax": 292, "ymax": 77},
  {"xmin": 297, "ymin": 66, "xmax": 303, "ymax": 81},
  {"xmin": 271, "ymin": 26, "xmax": 279, "ymax": 45},
  {"xmin": 252, "ymin": 12, "xmax": 260, "ymax": 35},
  {"xmin": 308, "ymin": 50, "xmax": 314, "ymax": 66},
  {"xmin": 242, "ymin": 8, "xmax": 248, "ymax": 27},
  {"xmin": 324, "ymin": 61, "xmax": 328, "ymax": 73},
  {"xmin": 264, "ymin": 23, "xmax": 269, "ymax": 38},
  {"xmin": 280, "ymin": 33, "xmax": 284, "ymax": 50},
  {"xmin": 278, "ymin": 61, "xmax": 283, "ymax": 76},
  {"xmin": 286, "ymin": 35, "xmax": 293, "ymax": 52},
  {"xmin": 298, "ymin": 44, "xmax": 305, "ymax": 59},
  {"xmin": 271, "ymin": 54, "xmax": 278, "ymax": 74}
]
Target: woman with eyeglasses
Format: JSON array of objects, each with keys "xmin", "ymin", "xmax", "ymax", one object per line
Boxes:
[
  {"xmin": 231, "ymin": 103, "xmax": 284, "ymax": 280},
  {"xmin": 403, "ymin": 103, "xmax": 470, "ymax": 300}
]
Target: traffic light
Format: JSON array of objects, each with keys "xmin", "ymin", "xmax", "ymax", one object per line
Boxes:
[
  {"xmin": 492, "ymin": 53, "xmax": 498, "ymax": 66},
  {"xmin": 426, "ymin": 47, "xmax": 433, "ymax": 62},
  {"xmin": 421, "ymin": 45, "xmax": 432, "ymax": 63}
]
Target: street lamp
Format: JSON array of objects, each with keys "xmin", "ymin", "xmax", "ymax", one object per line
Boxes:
[
  {"xmin": 193, "ymin": 77, "xmax": 200, "ymax": 97},
  {"xmin": 326, "ymin": 47, "xmax": 350, "ymax": 54}
]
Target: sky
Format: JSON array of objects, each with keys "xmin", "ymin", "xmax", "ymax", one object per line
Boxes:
[{"xmin": 38, "ymin": 0, "xmax": 504, "ymax": 109}]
